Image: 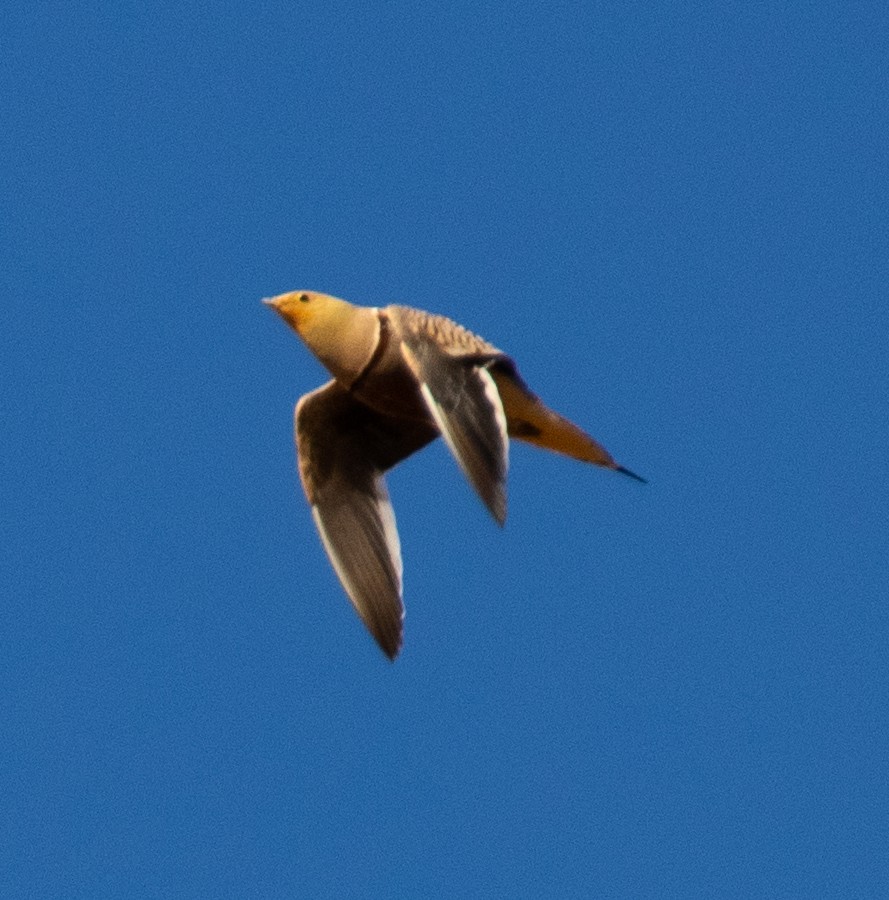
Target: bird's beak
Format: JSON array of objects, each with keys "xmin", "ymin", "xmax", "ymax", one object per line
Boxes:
[{"xmin": 262, "ymin": 296, "xmax": 278, "ymax": 308}]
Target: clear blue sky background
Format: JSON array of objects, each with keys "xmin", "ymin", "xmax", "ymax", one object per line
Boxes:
[{"xmin": 3, "ymin": 2, "xmax": 887, "ymax": 897}]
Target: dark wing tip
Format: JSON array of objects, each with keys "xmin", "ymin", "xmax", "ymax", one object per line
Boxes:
[
  {"xmin": 377, "ymin": 632, "xmax": 402, "ymax": 661},
  {"xmin": 363, "ymin": 599, "xmax": 403, "ymax": 661},
  {"xmin": 616, "ymin": 465, "xmax": 647, "ymax": 484},
  {"xmin": 492, "ymin": 492, "xmax": 508, "ymax": 527}
]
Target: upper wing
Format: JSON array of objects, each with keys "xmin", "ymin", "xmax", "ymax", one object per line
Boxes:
[
  {"xmin": 391, "ymin": 306, "xmax": 510, "ymax": 526},
  {"xmin": 295, "ymin": 381, "xmax": 437, "ymax": 659}
]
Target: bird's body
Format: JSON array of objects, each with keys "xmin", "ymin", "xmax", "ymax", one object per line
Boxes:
[{"xmin": 265, "ymin": 290, "xmax": 643, "ymax": 659}]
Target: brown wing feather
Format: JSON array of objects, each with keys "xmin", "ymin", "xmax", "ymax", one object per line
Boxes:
[
  {"xmin": 391, "ymin": 308, "xmax": 510, "ymax": 525},
  {"xmin": 295, "ymin": 381, "xmax": 437, "ymax": 658}
]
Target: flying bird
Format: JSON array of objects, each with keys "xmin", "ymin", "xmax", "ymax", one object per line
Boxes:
[{"xmin": 265, "ymin": 290, "xmax": 644, "ymax": 659}]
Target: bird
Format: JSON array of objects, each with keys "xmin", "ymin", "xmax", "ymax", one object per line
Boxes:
[{"xmin": 264, "ymin": 290, "xmax": 644, "ymax": 660}]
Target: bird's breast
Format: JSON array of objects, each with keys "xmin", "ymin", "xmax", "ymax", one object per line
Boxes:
[{"xmin": 348, "ymin": 323, "xmax": 431, "ymax": 423}]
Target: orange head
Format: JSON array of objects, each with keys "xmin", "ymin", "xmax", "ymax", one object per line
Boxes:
[{"xmin": 263, "ymin": 290, "xmax": 379, "ymax": 386}]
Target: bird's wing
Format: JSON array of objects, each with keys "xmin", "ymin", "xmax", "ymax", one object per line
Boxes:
[
  {"xmin": 295, "ymin": 380, "xmax": 437, "ymax": 659},
  {"xmin": 390, "ymin": 306, "xmax": 510, "ymax": 526}
]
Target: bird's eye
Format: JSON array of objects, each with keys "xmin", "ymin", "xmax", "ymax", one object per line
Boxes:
[{"xmin": 299, "ymin": 293, "xmax": 310, "ymax": 303}]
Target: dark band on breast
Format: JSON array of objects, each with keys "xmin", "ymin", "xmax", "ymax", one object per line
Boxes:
[{"xmin": 350, "ymin": 308, "xmax": 391, "ymax": 394}]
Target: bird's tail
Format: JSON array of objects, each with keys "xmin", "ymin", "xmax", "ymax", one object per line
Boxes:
[{"xmin": 491, "ymin": 367, "xmax": 645, "ymax": 482}]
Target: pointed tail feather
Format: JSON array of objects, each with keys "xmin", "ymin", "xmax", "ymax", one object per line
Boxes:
[{"xmin": 491, "ymin": 367, "xmax": 645, "ymax": 481}]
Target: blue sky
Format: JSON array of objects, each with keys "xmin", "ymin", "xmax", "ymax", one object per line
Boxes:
[{"xmin": 3, "ymin": 2, "xmax": 887, "ymax": 896}]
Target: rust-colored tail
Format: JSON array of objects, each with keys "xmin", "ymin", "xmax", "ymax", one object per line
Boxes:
[{"xmin": 491, "ymin": 367, "xmax": 646, "ymax": 482}]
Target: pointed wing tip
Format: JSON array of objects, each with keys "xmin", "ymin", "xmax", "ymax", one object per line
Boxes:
[
  {"xmin": 378, "ymin": 635, "xmax": 402, "ymax": 661},
  {"xmin": 358, "ymin": 603, "xmax": 404, "ymax": 663},
  {"xmin": 477, "ymin": 484, "xmax": 507, "ymax": 527},
  {"xmin": 616, "ymin": 465, "xmax": 647, "ymax": 484},
  {"xmin": 370, "ymin": 607, "xmax": 403, "ymax": 661}
]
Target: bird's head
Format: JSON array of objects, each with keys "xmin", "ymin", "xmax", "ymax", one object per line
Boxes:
[
  {"xmin": 263, "ymin": 291, "xmax": 346, "ymax": 336},
  {"xmin": 263, "ymin": 290, "xmax": 379, "ymax": 386}
]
